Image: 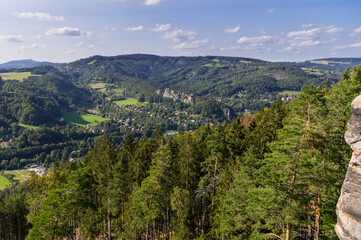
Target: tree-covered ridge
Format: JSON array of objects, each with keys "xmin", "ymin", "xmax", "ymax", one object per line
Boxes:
[
  {"xmin": 2, "ymin": 65, "xmax": 357, "ymax": 239},
  {"xmin": 62, "ymin": 54, "xmax": 336, "ymax": 97}
]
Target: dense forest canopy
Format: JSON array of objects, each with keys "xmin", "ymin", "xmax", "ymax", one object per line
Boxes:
[{"xmin": 1, "ymin": 64, "xmax": 361, "ymax": 239}]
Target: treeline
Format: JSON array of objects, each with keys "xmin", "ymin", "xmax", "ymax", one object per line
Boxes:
[{"xmin": 2, "ymin": 66, "xmax": 360, "ymax": 239}]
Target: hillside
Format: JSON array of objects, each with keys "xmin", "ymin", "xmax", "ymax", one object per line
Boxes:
[
  {"xmin": 0, "ymin": 59, "xmax": 62, "ymax": 69},
  {"xmin": 292, "ymin": 57, "xmax": 361, "ymax": 72},
  {"xmin": 61, "ymin": 54, "xmax": 340, "ymax": 113}
]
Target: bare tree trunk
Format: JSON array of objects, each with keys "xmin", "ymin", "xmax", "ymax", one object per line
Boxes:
[
  {"xmin": 107, "ymin": 196, "xmax": 111, "ymax": 240},
  {"xmin": 285, "ymin": 223, "xmax": 291, "ymax": 240},
  {"xmin": 308, "ymin": 213, "xmax": 312, "ymax": 239},
  {"xmin": 211, "ymin": 156, "xmax": 218, "ymax": 207},
  {"xmin": 314, "ymin": 195, "xmax": 321, "ymax": 240}
]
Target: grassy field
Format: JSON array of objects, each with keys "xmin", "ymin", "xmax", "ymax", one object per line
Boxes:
[
  {"xmin": 89, "ymin": 83, "xmax": 106, "ymax": 89},
  {"xmin": 114, "ymin": 97, "xmax": 139, "ymax": 106},
  {"xmin": 6, "ymin": 170, "xmax": 31, "ymax": 183},
  {"xmin": 61, "ymin": 109, "xmax": 108, "ymax": 127},
  {"xmin": 87, "ymin": 60, "xmax": 96, "ymax": 65},
  {"xmin": 278, "ymin": 90, "xmax": 301, "ymax": 96},
  {"xmin": 0, "ymin": 175, "xmax": 11, "ymax": 190},
  {"xmin": 0, "ymin": 72, "xmax": 40, "ymax": 81},
  {"xmin": 19, "ymin": 123, "xmax": 39, "ymax": 130},
  {"xmin": 301, "ymin": 67, "xmax": 324, "ymax": 76}
]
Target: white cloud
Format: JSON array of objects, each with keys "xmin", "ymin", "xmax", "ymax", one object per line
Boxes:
[
  {"xmin": 301, "ymin": 24, "xmax": 314, "ymax": 28},
  {"xmin": 20, "ymin": 43, "xmax": 46, "ymax": 50},
  {"xmin": 172, "ymin": 39, "xmax": 209, "ymax": 49},
  {"xmin": 234, "ymin": 35, "xmax": 275, "ymax": 51},
  {"xmin": 46, "ymin": 27, "xmax": 91, "ymax": 37},
  {"xmin": 150, "ymin": 23, "xmax": 171, "ymax": 32},
  {"xmin": 220, "ymin": 46, "xmax": 242, "ymax": 51},
  {"xmin": 88, "ymin": 44, "xmax": 96, "ymax": 48},
  {"xmin": 351, "ymin": 26, "xmax": 361, "ymax": 36},
  {"xmin": 0, "ymin": 35, "xmax": 23, "ymax": 42},
  {"xmin": 122, "ymin": 26, "xmax": 144, "ymax": 31},
  {"xmin": 325, "ymin": 25, "xmax": 344, "ymax": 34},
  {"xmin": 267, "ymin": 8, "xmax": 275, "ymax": 14},
  {"xmin": 162, "ymin": 28, "xmax": 196, "ymax": 42},
  {"xmin": 296, "ymin": 40, "xmax": 322, "ymax": 47},
  {"xmin": 66, "ymin": 50, "xmax": 75, "ymax": 55},
  {"xmin": 36, "ymin": 34, "xmax": 43, "ymax": 39},
  {"xmin": 287, "ymin": 28, "xmax": 321, "ymax": 39},
  {"xmin": 225, "ymin": 25, "xmax": 240, "ymax": 34},
  {"xmin": 143, "ymin": 0, "xmax": 163, "ymax": 6},
  {"xmin": 237, "ymin": 35, "xmax": 273, "ymax": 44},
  {"xmin": 349, "ymin": 42, "xmax": 361, "ymax": 48},
  {"xmin": 13, "ymin": 12, "xmax": 64, "ymax": 21}
]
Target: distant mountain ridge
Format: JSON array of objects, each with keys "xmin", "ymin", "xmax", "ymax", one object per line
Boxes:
[
  {"xmin": 290, "ymin": 57, "xmax": 361, "ymax": 72},
  {"xmin": 0, "ymin": 59, "xmax": 62, "ymax": 69}
]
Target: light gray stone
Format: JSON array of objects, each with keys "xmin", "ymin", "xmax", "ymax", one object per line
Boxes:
[
  {"xmin": 351, "ymin": 95, "xmax": 361, "ymax": 115},
  {"xmin": 336, "ymin": 94, "xmax": 361, "ymax": 240}
]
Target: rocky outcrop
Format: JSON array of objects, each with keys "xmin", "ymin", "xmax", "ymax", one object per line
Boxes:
[
  {"xmin": 336, "ymin": 95, "xmax": 361, "ymax": 239},
  {"xmin": 159, "ymin": 88, "xmax": 193, "ymax": 104}
]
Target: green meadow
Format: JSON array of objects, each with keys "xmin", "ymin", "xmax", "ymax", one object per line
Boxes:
[
  {"xmin": 114, "ymin": 97, "xmax": 139, "ymax": 106},
  {"xmin": 61, "ymin": 109, "xmax": 108, "ymax": 127},
  {"xmin": 6, "ymin": 170, "xmax": 30, "ymax": 183},
  {"xmin": 0, "ymin": 72, "xmax": 40, "ymax": 81},
  {"xmin": 19, "ymin": 123, "xmax": 39, "ymax": 130},
  {"xmin": 278, "ymin": 90, "xmax": 301, "ymax": 96},
  {"xmin": 301, "ymin": 67, "xmax": 324, "ymax": 76},
  {"xmin": 0, "ymin": 175, "xmax": 11, "ymax": 190}
]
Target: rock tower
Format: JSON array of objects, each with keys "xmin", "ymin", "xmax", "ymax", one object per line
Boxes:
[{"xmin": 336, "ymin": 95, "xmax": 361, "ymax": 239}]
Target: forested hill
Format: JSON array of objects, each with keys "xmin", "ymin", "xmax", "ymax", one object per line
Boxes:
[
  {"xmin": 62, "ymin": 54, "xmax": 339, "ymax": 99},
  {"xmin": 4, "ymin": 64, "xmax": 361, "ymax": 240},
  {"xmin": 293, "ymin": 57, "xmax": 361, "ymax": 72}
]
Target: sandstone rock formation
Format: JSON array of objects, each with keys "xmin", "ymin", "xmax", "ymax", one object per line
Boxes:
[
  {"xmin": 336, "ymin": 95, "xmax": 361, "ymax": 239},
  {"xmin": 159, "ymin": 88, "xmax": 193, "ymax": 104}
]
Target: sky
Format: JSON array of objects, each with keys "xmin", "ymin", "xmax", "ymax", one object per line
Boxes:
[{"xmin": 0, "ymin": 0, "xmax": 361, "ymax": 63}]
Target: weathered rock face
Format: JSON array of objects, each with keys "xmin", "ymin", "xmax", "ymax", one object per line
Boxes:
[
  {"xmin": 336, "ymin": 95, "xmax": 361, "ymax": 239},
  {"xmin": 160, "ymin": 88, "xmax": 193, "ymax": 104}
]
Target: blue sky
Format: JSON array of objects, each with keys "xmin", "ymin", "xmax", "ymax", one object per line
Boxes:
[{"xmin": 0, "ymin": 0, "xmax": 360, "ymax": 63}]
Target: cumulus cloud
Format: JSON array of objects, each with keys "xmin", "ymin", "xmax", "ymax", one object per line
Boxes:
[
  {"xmin": 325, "ymin": 25, "xmax": 344, "ymax": 34},
  {"xmin": 235, "ymin": 35, "xmax": 275, "ymax": 51},
  {"xmin": 301, "ymin": 24, "xmax": 314, "ymax": 28},
  {"xmin": 237, "ymin": 35, "xmax": 273, "ymax": 44},
  {"xmin": 172, "ymin": 39, "xmax": 210, "ymax": 49},
  {"xmin": 0, "ymin": 35, "xmax": 23, "ymax": 42},
  {"xmin": 13, "ymin": 12, "xmax": 64, "ymax": 21},
  {"xmin": 287, "ymin": 28, "xmax": 321, "ymax": 39},
  {"xmin": 162, "ymin": 28, "xmax": 196, "ymax": 42},
  {"xmin": 143, "ymin": 0, "xmax": 163, "ymax": 6},
  {"xmin": 150, "ymin": 23, "xmax": 214, "ymax": 51},
  {"xmin": 225, "ymin": 25, "xmax": 240, "ymax": 34},
  {"xmin": 150, "ymin": 23, "xmax": 171, "ymax": 32},
  {"xmin": 351, "ymin": 26, "xmax": 361, "ymax": 36},
  {"xmin": 122, "ymin": 26, "xmax": 144, "ymax": 31},
  {"xmin": 46, "ymin": 27, "xmax": 91, "ymax": 37},
  {"xmin": 349, "ymin": 42, "xmax": 361, "ymax": 48}
]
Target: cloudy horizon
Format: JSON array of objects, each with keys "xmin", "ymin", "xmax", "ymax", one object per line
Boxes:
[{"xmin": 0, "ymin": 0, "xmax": 360, "ymax": 63}]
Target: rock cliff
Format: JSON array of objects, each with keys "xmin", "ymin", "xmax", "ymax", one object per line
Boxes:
[
  {"xmin": 336, "ymin": 95, "xmax": 361, "ymax": 239},
  {"xmin": 158, "ymin": 88, "xmax": 193, "ymax": 104}
]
